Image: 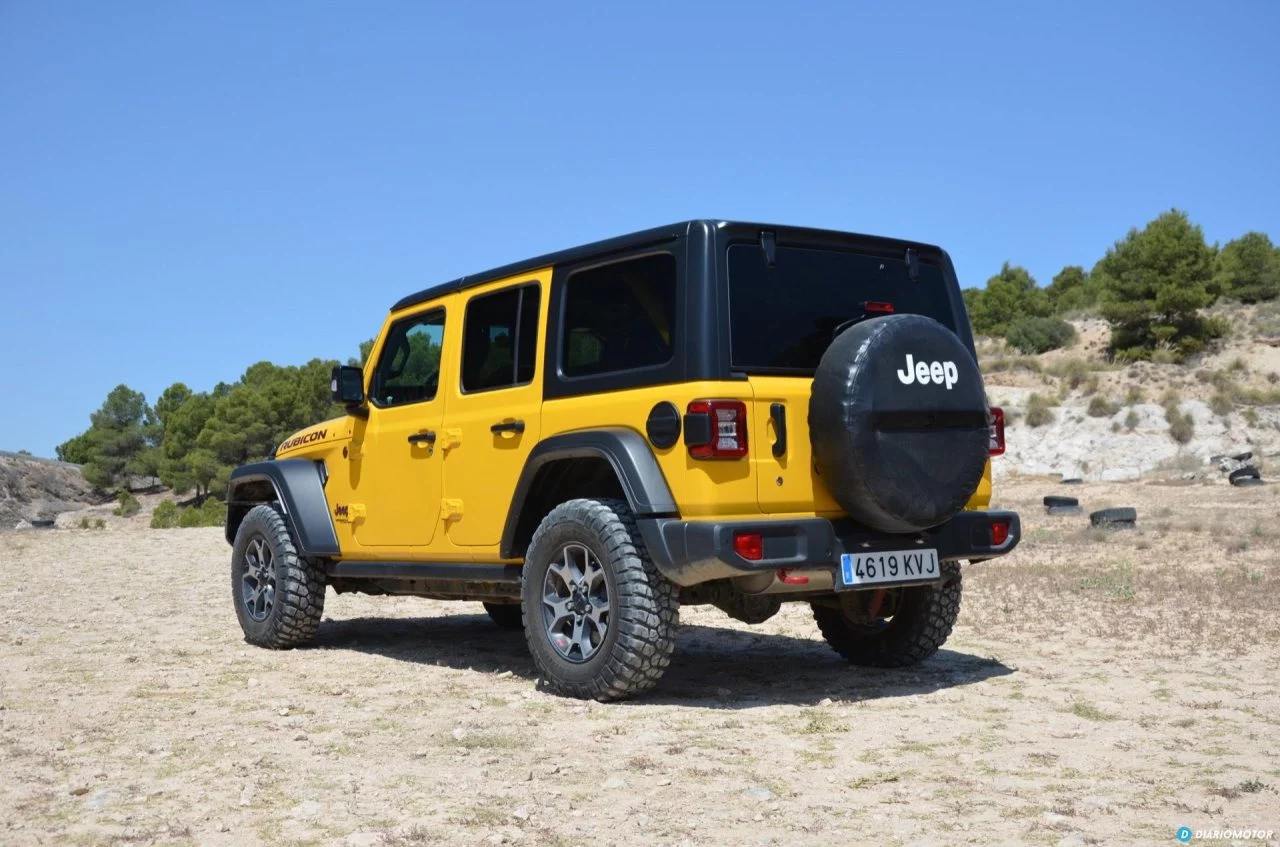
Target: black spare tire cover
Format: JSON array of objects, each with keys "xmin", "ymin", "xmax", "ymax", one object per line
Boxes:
[{"xmin": 810, "ymin": 314, "xmax": 990, "ymax": 533}]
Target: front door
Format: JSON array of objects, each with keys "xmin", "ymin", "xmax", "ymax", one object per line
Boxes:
[
  {"xmin": 353, "ymin": 305, "xmax": 450, "ymax": 547},
  {"xmin": 441, "ymin": 275, "xmax": 546, "ymax": 548}
]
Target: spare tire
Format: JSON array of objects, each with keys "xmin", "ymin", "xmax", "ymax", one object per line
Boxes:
[{"xmin": 810, "ymin": 314, "xmax": 989, "ymax": 533}]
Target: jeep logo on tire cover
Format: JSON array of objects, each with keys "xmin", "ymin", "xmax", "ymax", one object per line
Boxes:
[{"xmin": 896, "ymin": 354, "xmax": 959, "ymax": 390}]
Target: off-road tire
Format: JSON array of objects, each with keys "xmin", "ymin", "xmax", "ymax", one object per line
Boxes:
[
  {"xmin": 231, "ymin": 504, "xmax": 325, "ymax": 649},
  {"xmin": 483, "ymin": 602, "xmax": 524, "ymax": 630},
  {"xmin": 521, "ymin": 498, "xmax": 679, "ymax": 701},
  {"xmin": 811, "ymin": 562, "xmax": 961, "ymax": 668}
]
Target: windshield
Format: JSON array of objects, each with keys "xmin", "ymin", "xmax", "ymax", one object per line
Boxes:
[{"xmin": 727, "ymin": 244, "xmax": 958, "ymax": 372}]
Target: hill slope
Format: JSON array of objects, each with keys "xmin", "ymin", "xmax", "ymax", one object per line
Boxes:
[{"xmin": 0, "ymin": 452, "xmax": 98, "ymax": 528}]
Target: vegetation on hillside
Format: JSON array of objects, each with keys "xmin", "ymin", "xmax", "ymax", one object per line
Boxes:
[{"xmin": 964, "ymin": 209, "xmax": 1280, "ymax": 361}]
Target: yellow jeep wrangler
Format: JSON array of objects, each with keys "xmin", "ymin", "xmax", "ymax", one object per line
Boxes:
[{"xmin": 225, "ymin": 221, "xmax": 1020, "ymax": 701}]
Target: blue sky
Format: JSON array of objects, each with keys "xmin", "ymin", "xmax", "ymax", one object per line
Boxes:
[{"xmin": 2, "ymin": 2, "xmax": 1278, "ymax": 457}]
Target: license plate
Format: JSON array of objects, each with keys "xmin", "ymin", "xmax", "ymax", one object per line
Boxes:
[{"xmin": 838, "ymin": 548, "xmax": 940, "ymax": 589}]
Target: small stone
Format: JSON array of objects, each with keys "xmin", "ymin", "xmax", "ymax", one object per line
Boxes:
[
  {"xmin": 69, "ymin": 786, "xmax": 90, "ymax": 796},
  {"xmin": 819, "ymin": 697, "xmax": 833, "ymax": 707},
  {"xmin": 411, "ymin": 748, "xmax": 428, "ymax": 758},
  {"xmin": 468, "ymin": 700, "xmax": 483, "ymax": 710},
  {"xmin": 1057, "ymin": 836, "xmax": 1086, "ymax": 847},
  {"xmin": 512, "ymin": 807, "xmax": 530, "ymax": 821},
  {"xmin": 524, "ymin": 770, "xmax": 533, "ymax": 781},
  {"xmin": 496, "ymin": 671, "xmax": 514, "ymax": 679},
  {"xmin": 634, "ymin": 813, "xmax": 650, "ymax": 827},
  {"xmin": 238, "ymin": 784, "xmax": 256, "ymax": 807},
  {"xmin": 741, "ymin": 786, "xmax": 775, "ymax": 807},
  {"xmin": 656, "ymin": 777, "xmax": 671, "ymax": 786},
  {"xmin": 603, "ymin": 775, "xmax": 628, "ymax": 790},
  {"xmin": 278, "ymin": 708, "xmax": 290, "ymax": 717},
  {"xmin": 292, "ymin": 732, "xmax": 308, "ymax": 742},
  {"xmin": 247, "ymin": 678, "xmax": 258, "ymax": 687},
  {"xmin": 217, "ymin": 823, "xmax": 231, "ymax": 833},
  {"xmin": 451, "ymin": 728, "xmax": 468, "ymax": 742}
]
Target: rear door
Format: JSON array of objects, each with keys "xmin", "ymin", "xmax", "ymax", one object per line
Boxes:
[{"xmin": 725, "ymin": 240, "xmax": 963, "ymax": 515}]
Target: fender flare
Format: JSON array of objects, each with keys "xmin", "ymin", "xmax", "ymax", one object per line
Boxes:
[
  {"xmin": 225, "ymin": 459, "xmax": 340, "ymax": 557},
  {"xmin": 500, "ymin": 428, "xmax": 677, "ymax": 559}
]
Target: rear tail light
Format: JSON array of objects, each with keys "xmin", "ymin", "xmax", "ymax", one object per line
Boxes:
[
  {"xmin": 990, "ymin": 520, "xmax": 1010, "ymax": 546},
  {"xmin": 988, "ymin": 406, "xmax": 1005, "ymax": 456},
  {"xmin": 863, "ymin": 301, "xmax": 895, "ymax": 315},
  {"xmin": 733, "ymin": 532, "xmax": 763, "ymax": 561},
  {"xmin": 686, "ymin": 400, "xmax": 748, "ymax": 459}
]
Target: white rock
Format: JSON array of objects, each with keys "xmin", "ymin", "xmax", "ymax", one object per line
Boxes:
[
  {"xmin": 741, "ymin": 786, "xmax": 775, "ymax": 806},
  {"xmin": 602, "ymin": 775, "xmax": 628, "ymax": 790}
]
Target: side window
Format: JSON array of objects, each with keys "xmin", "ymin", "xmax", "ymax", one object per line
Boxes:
[
  {"xmin": 370, "ymin": 310, "xmax": 445, "ymax": 408},
  {"xmin": 461, "ymin": 284, "xmax": 541, "ymax": 393},
  {"xmin": 561, "ymin": 253, "xmax": 676, "ymax": 378}
]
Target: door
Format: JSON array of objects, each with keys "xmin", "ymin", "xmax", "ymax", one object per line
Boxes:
[
  {"xmin": 440, "ymin": 276, "xmax": 546, "ymax": 548},
  {"xmin": 352, "ymin": 305, "xmax": 449, "ymax": 547}
]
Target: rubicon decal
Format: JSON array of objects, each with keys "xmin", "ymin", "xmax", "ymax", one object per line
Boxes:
[
  {"xmin": 278, "ymin": 429, "xmax": 328, "ymax": 452},
  {"xmin": 896, "ymin": 354, "xmax": 959, "ymax": 390}
]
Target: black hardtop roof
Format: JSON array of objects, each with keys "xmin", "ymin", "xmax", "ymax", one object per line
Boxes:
[{"xmin": 390, "ymin": 219, "xmax": 944, "ymax": 312}]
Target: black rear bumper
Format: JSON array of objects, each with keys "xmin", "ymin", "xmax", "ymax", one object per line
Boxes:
[{"xmin": 636, "ymin": 510, "xmax": 1020, "ymax": 587}]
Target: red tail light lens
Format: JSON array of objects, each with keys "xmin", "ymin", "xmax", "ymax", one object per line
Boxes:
[
  {"xmin": 988, "ymin": 407, "xmax": 1005, "ymax": 456},
  {"xmin": 864, "ymin": 301, "xmax": 895, "ymax": 314},
  {"xmin": 733, "ymin": 532, "xmax": 763, "ymax": 561},
  {"xmin": 990, "ymin": 520, "xmax": 1010, "ymax": 546},
  {"xmin": 687, "ymin": 400, "xmax": 748, "ymax": 459}
]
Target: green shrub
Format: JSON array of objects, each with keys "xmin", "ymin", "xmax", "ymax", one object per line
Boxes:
[
  {"xmin": 1124, "ymin": 409, "xmax": 1140, "ymax": 431},
  {"xmin": 1167, "ymin": 410, "xmax": 1195, "ymax": 444},
  {"xmin": 1243, "ymin": 408, "xmax": 1260, "ymax": 427},
  {"xmin": 94, "ymin": 518, "xmax": 106, "ymax": 530},
  {"xmin": 176, "ymin": 498, "xmax": 226, "ymax": 528},
  {"xmin": 1005, "ymin": 316, "xmax": 1076, "ymax": 354},
  {"xmin": 1209, "ymin": 392, "xmax": 1233, "ymax": 417},
  {"xmin": 1087, "ymin": 396, "xmax": 1121, "ymax": 418},
  {"xmin": 150, "ymin": 500, "xmax": 180, "ymax": 529},
  {"xmin": 1025, "ymin": 393, "xmax": 1055, "ymax": 427},
  {"xmin": 1125, "ymin": 385, "xmax": 1145, "ymax": 406},
  {"xmin": 113, "ymin": 491, "xmax": 141, "ymax": 518}
]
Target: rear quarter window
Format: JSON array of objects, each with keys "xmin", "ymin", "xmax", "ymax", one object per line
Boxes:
[{"xmin": 728, "ymin": 244, "xmax": 958, "ymax": 372}]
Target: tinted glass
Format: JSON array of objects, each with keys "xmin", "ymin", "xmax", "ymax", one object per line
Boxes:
[
  {"xmin": 461, "ymin": 285, "xmax": 541, "ymax": 392},
  {"xmin": 561, "ymin": 253, "xmax": 676, "ymax": 377},
  {"xmin": 371, "ymin": 310, "xmax": 444, "ymax": 407},
  {"xmin": 728, "ymin": 245, "xmax": 957, "ymax": 372}
]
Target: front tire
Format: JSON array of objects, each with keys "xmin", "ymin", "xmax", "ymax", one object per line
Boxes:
[
  {"xmin": 811, "ymin": 562, "xmax": 961, "ymax": 667},
  {"xmin": 521, "ymin": 498, "xmax": 679, "ymax": 701},
  {"xmin": 231, "ymin": 504, "xmax": 326, "ymax": 649}
]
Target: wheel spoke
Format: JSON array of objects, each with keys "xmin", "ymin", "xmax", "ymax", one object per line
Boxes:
[
  {"xmin": 542, "ymin": 595, "xmax": 572, "ymax": 631},
  {"xmin": 570, "ymin": 616, "xmax": 591, "ymax": 659}
]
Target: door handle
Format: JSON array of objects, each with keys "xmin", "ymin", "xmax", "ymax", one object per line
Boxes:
[
  {"xmin": 407, "ymin": 431, "xmax": 437, "ymax": 444},
  {"xmin": 769, "ymin": 403, "xmax": 787, "ymax": 457},
  {"xmin": 490, "ymin": 420, "xmax": 526, "ymax": 434}
]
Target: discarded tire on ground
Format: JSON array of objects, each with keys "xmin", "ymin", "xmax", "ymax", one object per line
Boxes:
[
  {"xmin": 1229, "ymin": 467, "xmax": 1260, "ymax": 484},
  {"xmin": 1231, "ymin": 451, "xmax": 1253, "ymax": 462},
  {"xmin": 1043, "ymin": 495, "xmax": 1083, "ymax": 515},
  {"xmin": 1231, "ymin": 475, "xmax": 1265, "ymax": 488},
  {"xmin": 1090, "ymin": 507, "xmax": 1137, "ymax": 529},
  {"xmin": 30, "ymin": 518, "xmax": 55, "ymax": 528},
  {"xmin": 1061, "ymin": 477, "xmax": 1083, "ymax": 485}
]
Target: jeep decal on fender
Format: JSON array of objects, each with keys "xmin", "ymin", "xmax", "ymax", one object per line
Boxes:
[
  {"xmin": 896, "ymin": 354, "xmax": 959, "ymax": 390},
  {"xmin": 278, "ymin": 429, "xmax": 328, "ymax": 453}
]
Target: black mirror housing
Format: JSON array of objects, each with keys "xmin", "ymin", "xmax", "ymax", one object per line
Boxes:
[{"xmin": 331, "ymin": 365, "xmax": 365, "ymax": 407}]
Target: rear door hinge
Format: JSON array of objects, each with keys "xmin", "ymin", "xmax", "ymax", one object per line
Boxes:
[
  {"xmin": 439, "ymin": 428, "xmax": 463, "ymax": 450},
  {"xmin": 441, "ymin": 498, "xmax": 463, "ymax": 521}
]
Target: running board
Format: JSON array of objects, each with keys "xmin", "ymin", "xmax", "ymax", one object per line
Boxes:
[{"xmin": 326, "ymin": 561, "xmax": 522, "ymax": 583}]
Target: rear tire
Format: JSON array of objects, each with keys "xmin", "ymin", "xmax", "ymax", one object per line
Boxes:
[
  {"xmin": 231, "ymin": 504, "xmax": 326, "ymax": 649},
  {"xmin": 811, "ymin": 562, "xmax": 961, "ymax": 668},
  {"xmin": 521, "ymin": 498, "xmax": 679, "ymax": 701},
  {"xmin": 483, "ymin": 602, "xmax": 523, "ymax": 630}
]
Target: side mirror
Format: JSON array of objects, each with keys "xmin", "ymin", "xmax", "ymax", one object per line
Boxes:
[{"xmin": 331, "ymin": 365, "xmax": 365, "ymax": 407}]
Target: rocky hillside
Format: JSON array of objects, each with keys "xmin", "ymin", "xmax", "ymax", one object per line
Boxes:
[
  {"xmin": 0, "ymin": 452, "xmax": 99, "ymax": 528},
  {"xmin": 984, "ymin": 304, "xmax": 1280, "ymax": 481}
]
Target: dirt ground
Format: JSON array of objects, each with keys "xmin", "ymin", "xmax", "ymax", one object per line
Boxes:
[{"xmin": 2, "ymin": 478, "xmax": 1278, "ymax": 846}]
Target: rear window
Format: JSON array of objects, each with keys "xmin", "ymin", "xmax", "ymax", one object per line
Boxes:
[
  {"xmin": 561, "ymin": 253, "xmax": 676, "ymax": 378},
  {"xmin": 728, "ymin": 244, "xmax": 957, "ymax": 372}
]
